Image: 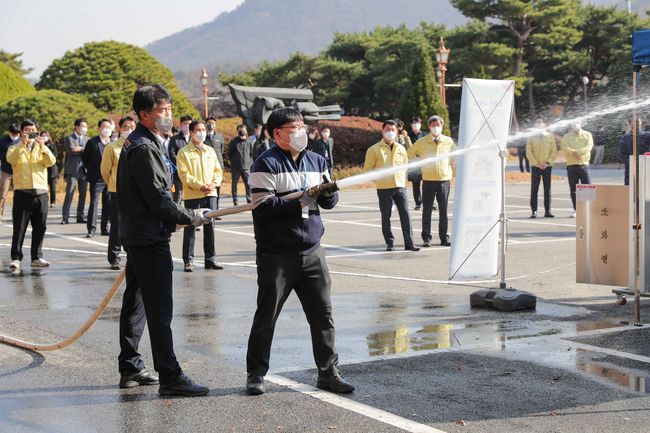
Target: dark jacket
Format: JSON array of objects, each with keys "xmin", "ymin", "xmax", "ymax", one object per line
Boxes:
[
  {"xmin": 0, "ymin": 134, "xmax": 18, "ymax": 174},
  {"xmin": 46, "ymin": 141, "xmax": 59, "ymax": 179},
  {"xmin": 82, "ymin": 136, "xmax": 109, "ymax": 183},
  {"xmin": 205, "ymin": 131, "xmax": 225, "ymax": 168},
  {"xmin": 117, "ymin": 123, "xmax": 193, "ymax": 246},
  {"xmin": 228, "ymin": 136, "xmax": 253, "ymax": 170},
  {"xmin": 250, "ymin": 147, "xmax": 337, "ymax": 256},
  {"xmin": 619, "ymin": 130, "xmax": 650, "ymax": 185},
  {"xmin": 167, "ymin": 133, "xmax": 189, "ymax": 180},
  {"xmin": 308, "ymin": 138, "xmax": 334, "ymax": 168},
  {"xmin": 250, "ymin": 137, "xmax": 271, "ymax": 165},
  {"xmin": 63, "ymin": 133, "xmax": 87, "ymax": 178}
]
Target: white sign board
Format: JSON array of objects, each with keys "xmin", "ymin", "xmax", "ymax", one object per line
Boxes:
[
  {"xmin": 576, "ymin": 184, "xmax": 596, "ymax": 202},
  {"xmin": 449, "ymin": 78, "xmax": 515, "ymax": 280}
]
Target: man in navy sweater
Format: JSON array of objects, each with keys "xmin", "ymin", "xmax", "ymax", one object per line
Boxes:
[{"xmin": 244, "ymin": 108, "xmax": 354, "ymax": 396}]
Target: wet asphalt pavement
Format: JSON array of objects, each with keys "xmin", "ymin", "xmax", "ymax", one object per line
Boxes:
[{"xmin": 2, "ymin": 164, "xmax": 650, "ymax": 433}]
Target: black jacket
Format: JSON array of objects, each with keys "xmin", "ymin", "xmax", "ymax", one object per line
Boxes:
[
  {"xmin": 205, "ymin": 131, "xmax": 225, "ymax": 168},
  {"xmin": 167, "ymin": 133, "xmax": 189, "ymax": 180},
  {"xmin": 117, "ymin": 123, "xmax": 193, "ymax": 246},
  {"xmin": 228, "ymin": 136, "xmax": 253, "ymax": 170},
  {"xmin": 0, "ymin": 134, "xmax": 17, "ymax": 174},
  {"xmin": 82, "ymin": 136, "xmax": 109, "ymax": 183},
  {"xmin": 46, "ymin": 141, "xmax": 59, "ymax": 179}
]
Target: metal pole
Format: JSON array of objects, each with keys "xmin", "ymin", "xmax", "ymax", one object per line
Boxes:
[
  {"xmin": 499, "ymin": 148, "xmax": 507, "ymax": 289},
  {"xmin": 632, "ymin": 69, "xmax": 642, "ymax": 325},
  {"xmin": 203, "ymin": 85, "xmax": 209, "ymax": 118},
  {"xmin": 583, "ymin": 83, "xmax": 588, "ymax": 114}
]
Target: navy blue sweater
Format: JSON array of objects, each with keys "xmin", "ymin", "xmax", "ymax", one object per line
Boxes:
[{"xmin": 250, "ymin": 146, "xmax": 337, "ymax": 256}]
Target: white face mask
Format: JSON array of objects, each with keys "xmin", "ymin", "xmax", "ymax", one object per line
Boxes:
[
  {"xmin": 155, "ymin": 116, "xmax": 173, "ymax": 134},
  {"xmin": 121, "ymin": 129, "xmax": 133, "ymax": 139},
  {"xmin": 308, "ymin": 133, "xmax": 316, "ymax": 140},
  {"xmin": 383, "ymin": 130, "xmax": 397, "ymax": 142},
  {"xmin": 181, "ymin": 124, "xmax": 190, "ymax": 135},
  {"xmin": 288, "ymin": 128, "xmax": 308, "ymax": 152},
  {"xmin": 100, "ymin": 128, "xmax": 112, "ymax": 138},
  {"xmin": 411, "ymin": 123, "xmax": 421, "ymax": 131},
  {"xmin": 321, "ymin": 132, "xmax": 330, "ymax": 140},
  {"xmin": 430, "ymin": 126, "xmax": 442, "ymax": 137},
  {"xmin": 79, "ymin": 127, "xmax": 88, "ymax": 136},
  {"xmin": 194, "ymin": 132, "xmax": 207, "ymax": 143},
  {"xmin": 535, "ymin": 123, "xmax": 545, "ymax": 129},
  {"xmin": 570, "ymin": 123, "xmax": 581, "ymax": 132},
  {"xmin": 42, "ymin": 136, "xmax": 49, "ymax": 143}
]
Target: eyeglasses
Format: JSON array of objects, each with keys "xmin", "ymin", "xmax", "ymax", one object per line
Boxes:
[{"xmin": 279, "ymin": 123, "xmax": 307, "ymax": 132}]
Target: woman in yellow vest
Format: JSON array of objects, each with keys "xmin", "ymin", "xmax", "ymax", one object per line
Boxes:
[{"xmin": 6, "ymin": 119, "xmax": 56, "ymax": 271}]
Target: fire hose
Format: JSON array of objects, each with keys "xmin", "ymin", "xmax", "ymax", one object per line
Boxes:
[{"xmin": 0, "ymin": 181, "xmax": 339, "ymax": 352}]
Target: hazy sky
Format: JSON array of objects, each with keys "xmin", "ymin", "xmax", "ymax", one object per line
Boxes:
[{"xmin": 0, "ymin": 0, "xmax": 245, "ymax": 80}]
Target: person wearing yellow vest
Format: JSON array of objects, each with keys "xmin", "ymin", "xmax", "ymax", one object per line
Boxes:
[
  {"xmin": 526, "ymin": 116, "xmax": 558, "ymax": 219},
  {"xmin": 176, "ymin": 120, "xmax": 224, "ymax": 272},
  {"xmin": 561, "ymin": 122, "xmax": 593, "ymax": 218},
  {"xmin": 101, "ymin": 116, "xmax": 136, "ymax": 270},
  {"xmin": 407, "ymin": 115, "xmax": 456, "ymax": 247},
  {"xmin": 363, "ymin": 120, "xmax": 419, "ymax": 252},
  {"xmin": 6, "ymin": 119, "xmax": 56, "ymax": 271}
]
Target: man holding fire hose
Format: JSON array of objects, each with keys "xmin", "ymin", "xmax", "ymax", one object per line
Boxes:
[{"xmin": 244, "ymin": 107, "xmax": 355, "ymax": 396}]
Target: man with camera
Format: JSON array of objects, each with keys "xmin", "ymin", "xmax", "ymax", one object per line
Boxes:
[{"xmin": 6, "ymin": 120, "xmax": 56, "ymax": 271}]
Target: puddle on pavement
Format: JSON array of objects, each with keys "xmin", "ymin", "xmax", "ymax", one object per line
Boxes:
[{"xmin": 575, "ymin": 350, "xmax": 650, "ymax": 393}]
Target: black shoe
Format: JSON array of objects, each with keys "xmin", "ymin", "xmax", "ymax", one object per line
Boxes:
[
  {"xmin": 386, "ymin": 245, "xmax": 394, "ymax": 252},
  {"xmin": 119, "ymin": 369, "xmax": 159, "ymax": 389},
  {"xmin": 184, "ymin": 263, "xmax": 193, "ymax": 272},
  {"xmin": 441, "ymin": 241, "xmax": 451, "ymax": 247},
  {"xmin": 158, "ymin": 373, "xmax": 209, "ymax": 397},
  {"xmin": 414, "ymin": 205, "xmax": 421, "ymax": 211},
  {"xmin": 405, "ymin": 245, "xmax": 420, "ymax": 251},
  {"xmin": 76, "ymin": 217, "xmax": 87, "ymax": 223},
  {"xmin": 432, "ymin": 205, "xmax": 437, "ymax": 211},
  {"xmin": 110, "ymin": 261, "xmax": 121, "ymax": 270},
  {"xmin": 422, "ymin": 241, "xmax": 431, "ymax": 248},
  {"xmin": 60, "ymin": 219, "xmax": 68, "ymax": 225},
  {"xmin": 544, "ymin": 212, "xmax": 555, "ymax": 218},
  {"xmin": 246, "ymin": 374, "xmax": 265, "ymax": 395},
  {"xmin": 101, "ymin": 230, "xmax": 109, "ymax": 236},
  {"xmin": 85, "ymin": 230, "xmax": 96, "ymax": 238},
  {"xmin": 530, "ymin": 211, "xmax": 537, "ymax": 219},
  {"xmin": 316, "ymin": 374, "xmax": 355, "ymax": 394},
  {"xmin": 205, "ymin": 261, "xmax": 224, "ymax": 270}
]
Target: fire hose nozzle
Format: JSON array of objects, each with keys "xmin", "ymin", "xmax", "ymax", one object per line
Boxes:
[{"xmin": 307, "ymin": 181, "xmax": 339, "ymax": 197}]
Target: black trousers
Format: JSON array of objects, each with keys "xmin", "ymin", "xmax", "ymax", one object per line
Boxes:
[
  {"xmin": 519, "ymin": 155, "xmax": 530, "ymax": 173},
  {"xmin": 182, "ymin": 196, "xmax": 217, "ymax": 264},
  {"xmin": 118, "ymin": 241, "xmax": 181, "ymax": 384},
  {"xmin": 87, "ymin": 180, "xmax": 109, "ymax": 233},
  {"xmin": 231, "ymin": 168, "xmax": 251, "ymax": 205},
  {"xmin": 530, "ymin": 166, "xmax": 552, "ymax": 213},
  {"xmin": 246, "ymin": 248, "xmax": 339, "ymax": 377},
  {"xmin": 107, "ymin": 192, "xmax": 122, "ymax": 264},
  {"xmin": 422, "ymin": 180, "xmax": 450, "ymax": 243},
  {"xmin": 11, "ymin": 190, "xmax": 48, "ymax": 261},
  {"xmin": 408, "ymin": 170, "xmax": 422, "ymax": 207},
  {"xmin": 172, "ymin": 176, "xmax": 183, "ymax": 204},
  {"xmin": 567, "ymin": 165, "xmax": 591, "ymax": 210},
  {"xmin": 62, "ymin": 174, "xmax": 87, "ymax": 220},
  {"xmin": 377, "ymin": 187, "xmax": 414, "ymax": 248},
  {"xmin": 215, "ymin": 185, "xmax": 221, "ymax": 209},
  {"xmin": 48, "ymin": 176, "xmax": 57, "ymax": 205}
]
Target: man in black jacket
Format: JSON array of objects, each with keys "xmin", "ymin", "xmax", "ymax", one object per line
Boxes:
[
  {"xmin": 228, "ymin": 124, "xmax": 253, "ymax": 205},
  {"xmin": 62, "ymin": 118, "xmax": 89, "ymax": 224},
  {"xmin": 204, "ymin": 116, "xmax": 225, "ymax": 208},
  {"xmin": 0, "ymin": 123, "xmax": 20, "ymax": 219},
  {"xmin": 116, "ymin": 84, "xmax": 209, "ymax": 397},
  {"xmin": 167, "ymin": 115, "xmax": 192, "ymax": 204},
  {"xmin": 82, "ymin": 119, "xmax": 112, "ymax": 237}
]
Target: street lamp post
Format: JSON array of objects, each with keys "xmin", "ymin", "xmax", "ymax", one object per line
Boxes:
[
  {"xmin": 200, "ymin": 67, "xmax": 209, "ymax": 118},
  {"xmin": 582, "ymin": 76, "xmax": 589, "ymax": 114},
  {"xmin": 435, "ymin": 37, "xmax": 451, "ymax": 106}
]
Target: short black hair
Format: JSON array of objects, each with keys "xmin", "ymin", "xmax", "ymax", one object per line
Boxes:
[
  {"xmin": 8, "ymin": 123, "xmax": 20, "ymax": 134},
  {"xmin": 180, "ymin": 115, "xmax": 193, "ymax": 123},
  {"xmin": 236, "ymin": 124, "xmax": 246, "ymax": 130},
  {"xmin": 74, "ymin": 118, "xmax": 86, "ymax": 127},
  {"xmin": 132, "ymin": 84, "xmax": 172, "ymax": 116},
  {"xmin": 189, "ymin": 120, "xmax": 205, "ymax": 132},
  {"xmin": 266, "ymin": 107, "xmax": 303, "ymax": 137},
  {"xmin": 171, "ymin": 126, "xmax": 180, "ymax": 135},
  {"xmin": 410, "ymin": 117, "xmax": 421, "ymax": 123},
  {"xmin": 97, "ymin": 118, "xmax": 111, "ymax": 128},
  {"xmin": 118, "ymin": 116, "xmax": 135, "ymax": 128},
  {"xmin": 396, "ymin": 119, "xmax": 405, "ymax": 129},
  {"xmin": 20, "ymin": 119, "xmax": 37, "ymax": 131},
  {"xmin": 382, "ymin": 119, "xmax": 398, "ymax": 129},
  {"xmin": 205, "ymin": 116, "xmax": 217, "ymax": 122}
]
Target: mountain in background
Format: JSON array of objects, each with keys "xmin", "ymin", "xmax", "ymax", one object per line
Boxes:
[{"xmin": 146, "ymin": 0, "xmax": 466, "ymax": 74}]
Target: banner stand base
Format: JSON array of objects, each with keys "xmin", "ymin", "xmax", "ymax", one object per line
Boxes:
[{"xmin": 470, "ymin": 288, "xmax": 537, "ymax": 311}]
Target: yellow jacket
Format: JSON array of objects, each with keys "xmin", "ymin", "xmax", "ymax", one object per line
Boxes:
[
  {"xmin": 176, "ymin": 143, "xmax": 223, "ymax": 200},
  {"xmin": 526, "ymin": 132, "xmax": 557, "ymax": 167},
  {"xmin": 561, "ymin": 129, "xmax": 593, "ymax": 166},
  {"xmin": 6, "ymin": 143, "xmax": 56, "ymax": 190},
  {"xmin": 407, "ymin": 134, "xmax": 456, "ymax": 181},
  {"xmin": 363, "ymin": 139, "xmax": 408, "ymax": 189},
  {"xmin": 100, "ymin": 137, "xmax": 125, "ymax": 193}
]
